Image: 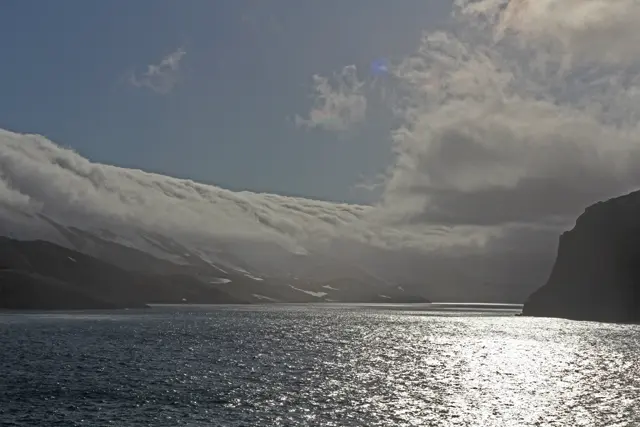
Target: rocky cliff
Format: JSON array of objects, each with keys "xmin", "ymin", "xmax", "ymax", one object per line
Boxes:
[{"xmin": 522, "ymin": 191, "xmax": 640, "ymax": 322}]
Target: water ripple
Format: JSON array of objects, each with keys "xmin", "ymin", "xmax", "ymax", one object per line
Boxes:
[{"xmin": 1, "ymin": 306, "xmax": 639, "ymax": 426}]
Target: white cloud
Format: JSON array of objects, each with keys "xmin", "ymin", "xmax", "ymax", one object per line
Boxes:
[
  {"xmin": 295, "ymin": 65, "xmax": 367, "ymax": 132},
  {"xmin": 472, "ymin": 0, "xmax": 640, "ymax": 66},
  {"xmin": 375, "ymin": 0, "xmax": 640, "ymax": 233},
  {"xmin": 296, "ymin": 1, "xmax": 640, "ymax": 231},
  {"xmin": 130, "ymin": 48, "xmax": 186, "ymax": 94}
]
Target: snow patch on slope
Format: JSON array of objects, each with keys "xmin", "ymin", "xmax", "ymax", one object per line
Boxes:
[
  {"xmin": 289, "ymin": 285, "xmax": 327, "ymax": 298},
  {"xmin": 252, "ymin": 294, "xmax": 279, "ymax": 302}
]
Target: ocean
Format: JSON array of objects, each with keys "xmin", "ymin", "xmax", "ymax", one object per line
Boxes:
[{"xmin": 1, "ymin": 304, "xmax": 638, "ymax": 426}]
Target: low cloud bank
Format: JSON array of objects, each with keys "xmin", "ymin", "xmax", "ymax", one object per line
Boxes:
[{"xmin": 0, "ymin": 129, "xmax": 488, "ymax": 259}]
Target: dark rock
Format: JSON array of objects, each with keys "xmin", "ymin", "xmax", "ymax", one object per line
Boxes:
[
  {"xmin": 0, "ymin": 218, "xmax": 432, "ymax": 308},
  {"xmin": 0, "ymin": 270, "xmax": 124, "ymax": 310},
  {"xmin": 0, "ymin": 237, "xmax": 243, "ymax": 310},
  {"xmin": 522, "ymin": 191, "xmax": 640, "ymax": 322}
]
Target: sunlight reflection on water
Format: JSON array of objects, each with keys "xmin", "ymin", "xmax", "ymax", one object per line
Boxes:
[{"xmin": 0, "ymin": 306, "xmax": 639, "ymax": 426}]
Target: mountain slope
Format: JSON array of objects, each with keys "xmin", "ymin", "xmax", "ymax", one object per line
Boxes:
[
  {"xmin": 0, "ymin": 237, "xmax": 244, "ymax": 309},
  {"xmin": 0, "ymin": 270, "xmax": 123, "ymax": 310},
  {"xmin": 0, "ymin": 214, "xmax": 429, "ymax": 307}
]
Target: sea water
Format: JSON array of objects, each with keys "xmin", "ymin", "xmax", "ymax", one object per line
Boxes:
[{"xmin": 1, "ymin": 305, "xmax": 638, "ymax": 426}]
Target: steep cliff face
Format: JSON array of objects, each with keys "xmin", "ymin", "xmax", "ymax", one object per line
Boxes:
[{"xmin": 522, "ymin": 191, "xmax": 640, "ymax": 322}]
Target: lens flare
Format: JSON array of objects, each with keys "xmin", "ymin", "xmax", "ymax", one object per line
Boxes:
[{"xmin": 371, "ymin": 58, "xmax": 389, "ymax": 76}]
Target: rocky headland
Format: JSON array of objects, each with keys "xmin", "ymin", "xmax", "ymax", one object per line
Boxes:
[{"xmin": 523, "ymin": 191, "xmax": 640, "ymax": 322}]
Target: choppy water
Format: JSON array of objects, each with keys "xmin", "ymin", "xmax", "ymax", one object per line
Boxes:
[{"xmin": 1, "ymin": 305, "xmax": 639, "ymax": 426}]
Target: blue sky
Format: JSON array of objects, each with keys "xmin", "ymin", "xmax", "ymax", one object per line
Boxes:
[{"xmin": 0, "ymin": 0, "xmax": 449, "ymax": 204}]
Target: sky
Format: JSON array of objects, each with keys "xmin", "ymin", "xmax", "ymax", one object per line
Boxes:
[
  {"xmin": 3, "ymin": 0, "xmax": 640, "ymax": 300},
  {"xmin": 0, "ymin": 0, "xmax": 449, "ymax": 204}
]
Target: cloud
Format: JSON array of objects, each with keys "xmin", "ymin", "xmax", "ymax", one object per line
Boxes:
[
  {"xmin": 473, "ymin": 0, "xmax": 640, "ymax": 65},
  {"xmin": 130, "ymin": 48, "xmax": 186, "ymax": 94},
  {"xmin": 0, "ymin": 128, "xmax": 487, "ymax": 263},
  {"xmin": 376, "ymin": 0, "xmax": 640, "ymax": 233},
  {"xmin": 296, "ymin": 1, "xmax": 640, "ymax": 232},
  {"xmin": 295, "ymin": 65, "xmax": 367, "ymax": 132}
]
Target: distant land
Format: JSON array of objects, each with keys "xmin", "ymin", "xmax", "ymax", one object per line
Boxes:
[
  {"xmin": 0, "ymin": 218, "xmax": 428, "ymax": 310},
  {"xmin": 3, "ymin": 189, "xmax": 640, "ymax": 317}
]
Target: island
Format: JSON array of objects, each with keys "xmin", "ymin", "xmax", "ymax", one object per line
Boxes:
[{"xmin": 522, "ymin": 190, "xmax": 640, "ymax": 323}]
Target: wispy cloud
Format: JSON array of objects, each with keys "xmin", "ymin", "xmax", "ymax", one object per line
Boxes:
[
  {"xmin": 295, "ymin": 65, "xmax": 367, "ymax": 132},
  {"xmin": 130, "ymin": 48, "xmax": 186, "ymax": 94}
]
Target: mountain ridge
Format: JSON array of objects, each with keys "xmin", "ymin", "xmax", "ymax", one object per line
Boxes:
[{"xmin": 0, "ymin": 214, "xmax": 429, "ymax": 309}]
